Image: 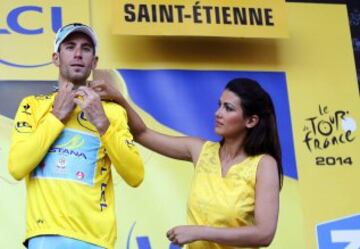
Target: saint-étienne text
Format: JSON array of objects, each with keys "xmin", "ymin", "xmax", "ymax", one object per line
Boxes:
[{"xmin": 123, "ymin": 3, "xmax": 274, "ymax": 26}]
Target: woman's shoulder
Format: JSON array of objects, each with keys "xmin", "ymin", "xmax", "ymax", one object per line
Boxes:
[
  {"xmin": 245, "ymin": 154, "xmax": 276, "ymax": 172},
  {"xmin": 256, "ymin": 154, "xmax": 279, "ymax": 180},
  {"xmin": 247, "ymin": 153, "xmax": 275, "ymax": 164},
  {"xmin": 192, "ymin": 140, "xmax": 218, "ymax": 166},
  {"xmin": 198, "ymin": 140, "xmax": 220, "ymax": 155},
  {"xmin": 202, "ymin": 140, "xmax": 220, "ymax": 149},
  {"xmin": 258, "ymin": 154, "xmax": 277, "ymax": 166}
]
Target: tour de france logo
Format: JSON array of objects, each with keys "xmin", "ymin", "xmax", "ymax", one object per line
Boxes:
[{"xmin": 302, "ymin": 105, "xmax": 357, "ymax": 166}]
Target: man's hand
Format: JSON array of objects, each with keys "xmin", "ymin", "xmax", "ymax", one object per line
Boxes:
[
  {"xmin": 88, "ymin": 80, "xmax": 125, "ymax": 105},
  {"xmin": 52, "ymin": 82, "xmax": 76, "ymax": 123},
  {"xmin": 166, "ymin": 225, "xmax": 201, "ymax": 246},
  {"xmin": 74, "ymin": 86, "xmax": 110, "ymax": 135}
]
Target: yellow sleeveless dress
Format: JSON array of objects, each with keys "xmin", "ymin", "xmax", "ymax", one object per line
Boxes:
[{"xmin": 187, "ymin": 141, "xmax": 263, "ymax": 249}]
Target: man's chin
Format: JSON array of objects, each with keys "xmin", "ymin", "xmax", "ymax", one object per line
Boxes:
[{"xmin": 69, "ymin": 75, "xmax": 89, "ymax": 86}]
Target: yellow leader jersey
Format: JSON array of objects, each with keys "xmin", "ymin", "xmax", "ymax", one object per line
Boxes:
[
  {"xmin": 187, "ymin": 141, "xmax": 263, "ymax": 249},
  {"xmin": 8, "ymin": 92, "xmax": 144, "ymax": 249}
]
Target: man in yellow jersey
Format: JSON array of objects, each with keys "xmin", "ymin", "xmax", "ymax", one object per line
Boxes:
[{"xmin": 8, "ymin": 23, "xmax": 144, "ymax": 249}]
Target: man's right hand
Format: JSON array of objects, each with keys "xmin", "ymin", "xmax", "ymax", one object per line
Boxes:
[{"xmin": 51, "ymin": 82, "xmax": 76, "ymax": 123}]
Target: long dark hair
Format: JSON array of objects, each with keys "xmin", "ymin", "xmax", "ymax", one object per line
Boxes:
[{"xmin": 225, "ymin": 78, "xmax": 283, "ymax": 189}]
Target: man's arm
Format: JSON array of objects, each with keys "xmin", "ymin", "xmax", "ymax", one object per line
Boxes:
[
  {"xmin": 74, "ymin": 86, "xmax": 144, "ymax": 187},
  {"xmin": 101, "ymin": 107, "xmax": 144, "ymax": 187},
  {"xmin": 8, "ymin": 97, "xmax": 65, "ymax": 180},
  {"xmin": 8, "ymin": 83, "xmax": 76, "ymax": 180}
]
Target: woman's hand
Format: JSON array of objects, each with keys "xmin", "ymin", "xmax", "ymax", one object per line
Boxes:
[
  {"xmin": 88, "ymin": 80, "xmax": 124, "ymax": 104},
  {"xmin": 167, "ymin": 225, "xmax": 202, "ymax": 246}
]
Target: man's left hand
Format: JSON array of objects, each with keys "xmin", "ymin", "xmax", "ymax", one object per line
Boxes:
[{"xmin": 74, "ymin": 86, "xmax": 110, "ymax": 135}]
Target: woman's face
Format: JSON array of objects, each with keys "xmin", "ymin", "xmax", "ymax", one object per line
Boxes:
[{"xmin": 215, "ymin": 89, "xmax": 249, "ymax": 138}]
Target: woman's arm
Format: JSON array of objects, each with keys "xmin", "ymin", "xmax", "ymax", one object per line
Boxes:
[
  {"xmin": 89, "ymin": 78, "xmax": 204, "ymax": 163},
  {"xmin": 167, "ymin": 155, "xmax": 280, "ymax": 247}
]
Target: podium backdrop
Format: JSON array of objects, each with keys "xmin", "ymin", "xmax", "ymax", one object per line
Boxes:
[{"xmin": 1, "ymin": 1, "xmax": 359, "ymax": 249}]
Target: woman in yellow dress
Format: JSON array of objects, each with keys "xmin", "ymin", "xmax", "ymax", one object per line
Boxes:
[{"xmin": 90, "ymin": 77, "xmax": 283, "ymax": 249}]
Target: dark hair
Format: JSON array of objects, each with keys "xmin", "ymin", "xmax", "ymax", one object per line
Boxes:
[{"xmin": 225, "ymin": 78, "xmax": 283, "ymax": 189}]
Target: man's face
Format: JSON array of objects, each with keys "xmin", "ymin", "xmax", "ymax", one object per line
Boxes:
[{"xmin": 52, "ymin": 32, "xmax": 98, "ymax": 85}]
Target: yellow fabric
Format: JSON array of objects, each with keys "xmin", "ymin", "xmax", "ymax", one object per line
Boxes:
[
  {"xmin": 8, "ymin": 92, "xmax": 144, "ymax": 249},
  {"xmin": 187, "ymin": 141, "xmax": 263, "ymax": 249}
]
